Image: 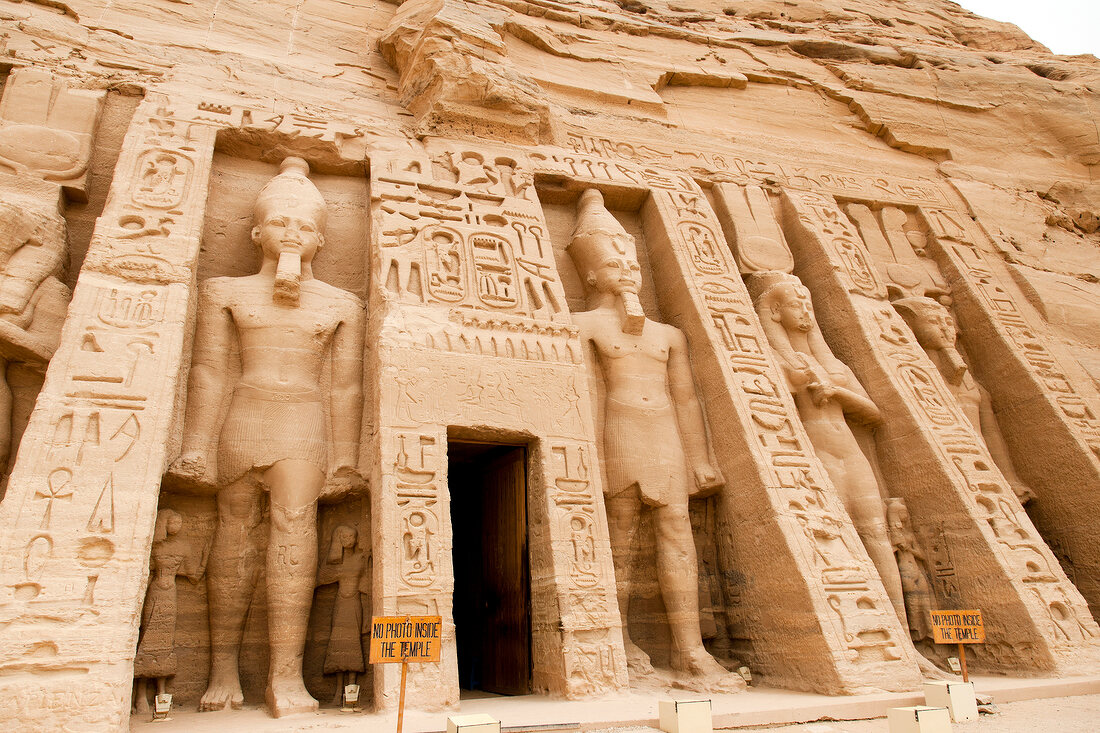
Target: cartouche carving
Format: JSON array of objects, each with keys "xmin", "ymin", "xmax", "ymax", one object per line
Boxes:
[
  {"xmin": 893, "ymin": 296, "xmax": 1035, "ymax": 504},
  {"xmin": 750, "ymin": 272, "xmax": 906, "ymax": 627},
  {"xmin": 569, "ymin": 188, "xmax": 742, "ymax": 692},
  {"xmin": 171, "ymin": 157, "xmax": 365, "ymax": 717}
]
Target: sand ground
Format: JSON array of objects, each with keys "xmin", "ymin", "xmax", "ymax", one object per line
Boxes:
[
  {"xmin": 132, "ymin": 677, "xmax": 1100, "ymax": 731},
  {"xmin": 591, "ymin": 693, "xmax": 1100, "ymax": 732}
]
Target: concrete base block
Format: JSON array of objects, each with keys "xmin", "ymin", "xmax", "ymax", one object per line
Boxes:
[
  {"xmin": 659, "ymin": 699, "xmax": 712, "ymax": 733},
  {"xmin": 888, "ymin": 706, "xmax": 951, "ymax": 733},
  {"xmin": 923, "ymin": 681, "xmax": 979, "ymax": 722},
  {"xmin": 447, "ymin": 713, "xmax": 501, "ymax": 733}
]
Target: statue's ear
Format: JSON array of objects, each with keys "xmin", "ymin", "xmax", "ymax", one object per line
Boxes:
[
  {"xmin": 769, "ymin": 302, "xmax": 782, "ymax": 323},
  {"xmin": 316, "ymin": 233, "xmax": 325, "ymax": 250},
  {"xmin": 250, "ymin": 225, "xmax": 261, "ymax": 245},
  {"xmin": 585, "ymin": 271, "xmax": 597, "ymax": 287}
]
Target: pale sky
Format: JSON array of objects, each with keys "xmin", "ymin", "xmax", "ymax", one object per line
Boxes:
[{"xmin": 958, "ymin": 1, "xmax": 1099, "ymax": 57}]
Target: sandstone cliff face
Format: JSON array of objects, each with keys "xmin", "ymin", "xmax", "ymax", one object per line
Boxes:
[
  {"xmin": 0, "ymin": 0, "xmax": 1099, "ymax": 729},
  {"xmin": 4, "ymin": 0, "xmax": 1093, "ymax": 380}
]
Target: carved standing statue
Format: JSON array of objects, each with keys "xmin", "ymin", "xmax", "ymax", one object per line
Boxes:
[
  {"xmin": 893, "ymin": 296, "xmax": 1035, "ymax": 504},
  {"xmin": 750, "ymin": 273, "xmax": 907, "ymax": 626},
  {"xmin": 886, "ymin": 497, "xmax": 954, "ymax": 679},
  {"xmin": 316, "ymin": 524, "xmax": 369, "ymax": 704},
  {"xmin": 0, "ymin": 200, "xmax": 68, "ymax": 474},
  {"xmin": 885, "ymin": 498, "xmax": 936, "ymax": 642},
  {"xmin": 569, "ymin": 188, "xmax": 742, "ymax": 692},
  {"xmin": 171, "ymin": 157, "xmax": 366, "ymax": 717},
  {"xmin": 133, "ymin": 509, "xmax": 207, "ymax": 713}
]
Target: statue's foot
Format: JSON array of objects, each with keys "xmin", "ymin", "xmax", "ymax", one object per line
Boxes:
[
  {"xmin": 625, "ymin": 640, "xmax": 655, "ymax": 676},
  {"xmin": 199, "ymin": 671, "xmax": 244, "ymax": 712},
  {"xmin": 917, "ymin": 654, "xmax": 958, "ymax": 681},
  {"xmin": 133, "ymin": 694, "xmax": 150, "ymax": 714},
  {"xmin": 266, "ymin": 677, "xmax": 318, "ymax": 718},
  {"xmin": 673, "ymin": 648, "xmax": 746, "ymax": 693}
]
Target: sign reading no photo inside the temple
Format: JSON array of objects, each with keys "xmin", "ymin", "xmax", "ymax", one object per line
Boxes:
[
  {"xmin": 930, "ymin": 610, "xmax": 985, "ymax": 644},
  {"xmin": 369, "ymin": 615, "xmax": 443, "ymax": 663}
]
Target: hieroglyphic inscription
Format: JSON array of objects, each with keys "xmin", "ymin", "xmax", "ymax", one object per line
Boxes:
[
  {"xmin": 864, "ymin": 297, "xmax": 1097, "ymax": 638},
  {"xmin": 0, "ymin": 97, "xmax": 218, "ymax": 731},
  {"xmin": 548, "ymin": 441, "xmax": 601, "ymax": 590},
  {"xmin": 921, "ymin": 208, "xmax": 1100, "ymax": 457},
  {"xmin": 392, "ymin": 432, "xmax": 444, "ymax": 590},
  {"xmin": 381, "ymin": 349, "xmax": 587, "ymax": 439},
  {"xmin": 543, "ymin": 439, "xmax": 625, "ymax": 696},
  {"xmin": 783, "ymin": 190, "xmax": 886, "ymax": 300},
  {"xmin": 789, "ymin": 188, "xmax": 1099, "ymax": 649},
  {"xmin": 375, "ymin": 146, "xmax": 568, "ymax": 322},
  {"xmin": 646, "ymin": 177, "xmax": 910, "ymax": 669}
]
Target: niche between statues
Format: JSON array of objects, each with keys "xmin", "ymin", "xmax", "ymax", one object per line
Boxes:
[{"xmin": 151, "ymin": 150, "xmax": 373, "ymax": 711}]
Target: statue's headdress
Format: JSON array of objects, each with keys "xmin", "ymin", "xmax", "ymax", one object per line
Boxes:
[
  {"xmin": 253, "ymin": 156, "xmax": 327, "ymax": 231},
  {"xmin": 746, "ymin": 271, "xmax": 804, "ymax": 311},
  {"xmin": 568, "ymin": 188, "xmax": 645, "ymax": 334},
  {"xmin": 891, "ymin": 295, "xmax": 947, "ymax": 327},
  {"xmin": 567, "ymin": 188, "xmax": 637, "ymax": 276}
]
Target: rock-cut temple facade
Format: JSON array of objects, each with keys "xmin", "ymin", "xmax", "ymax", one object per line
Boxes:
[{"xmin": 0, "ymin": 0, "xmax": 1098, "ymax": 728}]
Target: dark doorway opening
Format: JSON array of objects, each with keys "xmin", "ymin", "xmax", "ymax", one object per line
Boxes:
[{"xmin": 449, "ymin": 440, "xmax": 531, "ymax": 697}]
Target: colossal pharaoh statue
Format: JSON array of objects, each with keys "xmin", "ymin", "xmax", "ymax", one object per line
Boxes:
[
  {"xmin": 893, "ymin": 296, "xmax": 1035, "ymax": 504},
  {"xmin": 750, "ymin": 273, "xmax": 906, "ymax": 626},
  {"xmin": 569, "ymin": 188, "xmax": 742, "ymax": 692},
  {"xmin": 171, "ymin": 157, "xmax": 365, "ymax": 717}
]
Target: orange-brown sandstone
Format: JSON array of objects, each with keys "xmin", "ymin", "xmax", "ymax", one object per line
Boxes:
[{"xmin": 0, "ymin": 0, "xmax": 1096, "ymax": 729}]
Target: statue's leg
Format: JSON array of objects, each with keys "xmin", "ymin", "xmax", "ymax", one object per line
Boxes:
[
  {"xmin": 200, "ymin": 476, "xmax": 263, "ymax": 712},
  {"xmin": 605, "ymin": 490, "xmax": 652, "ymax": 674},
  {"xmin": 134, "ymin": 678, "xmax": 150, "ymax": 713},
  {"xmin": 264, "ymin": 459, "xmax": 324, "ymax": 717},
  {"xmin": 654, "ymin": 499, "xmax": 741, "ymax": 689},
  {"xmin": 840, "ymin": 459, "xmax": 909, "ymax": 629},
  {"xmin": 332, "ymin": 671, "xmax": 343, "ymax": 706}
]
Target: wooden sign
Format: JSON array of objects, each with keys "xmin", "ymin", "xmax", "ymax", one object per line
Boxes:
[
  {"xmin": 369, "ymin": 615, "xmax": 442, "ymax": 663},
  {"xmin": 930, "ymin": 610, "xmax": 985, "ymax": 644},
  {"xmin": 369, "ymin": 615, "xmax": 443, "ymax": 733},
  {"xmin": 930, "ymin": 609, "xmax": 984, "ymax": 683}
]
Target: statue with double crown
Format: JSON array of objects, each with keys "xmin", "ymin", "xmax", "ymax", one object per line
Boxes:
[{"xmin": 569, "ymin": 188, "xmax": 743, "ymax": 692}]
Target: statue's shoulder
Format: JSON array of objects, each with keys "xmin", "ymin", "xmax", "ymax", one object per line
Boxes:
[
  {"xmin": 305, "ymin": 279, "xmax": 365, "ymax": 315},
  {"xmin": 198, "ymin": 275, "xmax": 241, "ymax": 301},
  {"xmin": 200, "ymin": 274, "xmax": 268, "ymax": 303},
  {"xmin": 653, "ymin": 319, "xmax": 685, "ymax": 338}
]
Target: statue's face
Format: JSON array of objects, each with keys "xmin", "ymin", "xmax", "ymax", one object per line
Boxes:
[
  {"xmin": 587, "ymin": 248, "xmax": 641, "ymax": 296},
  {"xmin": 166, "ymin": 513, "xmax": 183, "ymax": 535},
  {"xmin": 338, "ymin": 526, "xmax": 357, "ymax": 549},
  {"xmin": 911, "ymin": 304, "xmax": 956, "ymax": 351},
  {"xmin": 772, "ymin": 285, "xmax": 814, "ymax": 333},
  {"xmin": 886, "ymin": 502, "xmax": 907, "ymax": 528},
  {"xmin": 251, "ymin": 201, "xmax": 324, "ymax": 263}
]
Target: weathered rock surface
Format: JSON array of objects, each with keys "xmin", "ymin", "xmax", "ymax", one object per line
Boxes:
[{"xmin": 0, "ymin": 0, "xmax": 1097, "ymax": 729}]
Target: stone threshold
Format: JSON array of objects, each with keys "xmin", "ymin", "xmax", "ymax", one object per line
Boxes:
[{"xmin": 129, "ymin": 675, "xmax": 1100, "ymax": 731}]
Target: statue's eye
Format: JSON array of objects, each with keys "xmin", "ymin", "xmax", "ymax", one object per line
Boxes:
[{"xmin": 269, "ymin": 218, "xmax": 287, "ymax": 227}]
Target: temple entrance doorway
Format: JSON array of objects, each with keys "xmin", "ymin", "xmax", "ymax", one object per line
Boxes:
[{"xmin": 449, "ymin": 440, "xmax": 531, "ymax": 697}]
